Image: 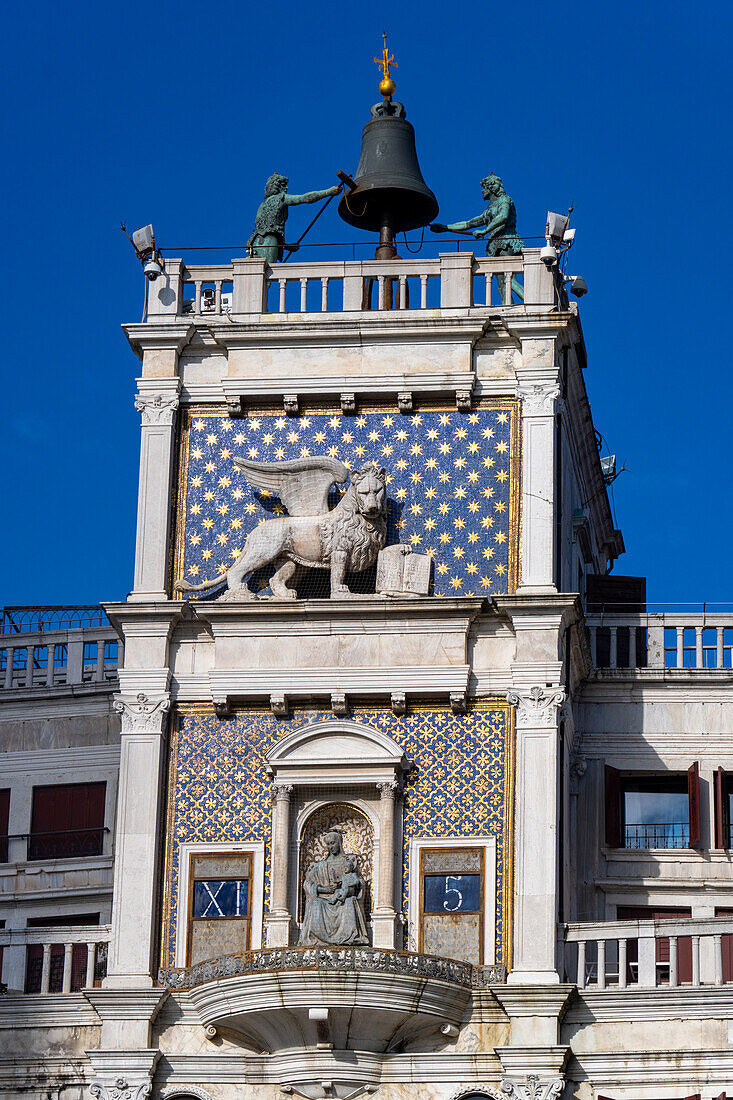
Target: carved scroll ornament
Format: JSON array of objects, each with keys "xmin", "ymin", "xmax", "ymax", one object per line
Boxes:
[{"xmin": 505, "ymin": 685, "xmax": 565, "ymax": 728}]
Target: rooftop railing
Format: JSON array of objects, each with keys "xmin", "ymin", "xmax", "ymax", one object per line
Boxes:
[
  {"xmin": 145, "ymin": 248, "xmax": 557, "ymax": 321},
  {"xmin": 564, "ymin": 916, "xmax": 733, "ymax": 990},
  {"xmin": 0, "ymin": 607, "xmax": 121, "ymax": 692},
  {"xmin": 586, "ymin": 607, "xmax": 733, "ymax": 671}
]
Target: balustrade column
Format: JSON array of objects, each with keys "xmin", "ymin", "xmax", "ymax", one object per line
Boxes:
[
  {"xmin": 86, "ymin": 941, "xmax": 97, "ymax": 989},
  {"xmin": 373, "ymin": 780, "xmax": 399, "ymax": 950},
  {"xmin": 265, "ymin": 783, "xmax": 294, "ymax": 947},
  {"xmin": 41, "ymin": 943, "xmax": 52, "ymax": 993},
  {"xmin": 4, "ymin": 647, "xmax": 14, "ymax": 689},
  {"xmin": 62, "ymin": 942, "xmax": 73, "ymax": 992}
]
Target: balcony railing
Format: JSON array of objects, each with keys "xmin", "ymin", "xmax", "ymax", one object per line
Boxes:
[
  {"xmin": 0, "ymin": 924, "xmax": 110, "ymax": 994},
  {"xmin": 623, "ymin": 822, "xmax": 689, "ymax": 849},
  {"xmin": 564, "ymin": 916, "xmax": 733, "ymax": 990},
  {"xmin": 25, "ymin": 826, "xmax": 107, "ymax": 861},
  {"xmin": 0, "ymin": 606, "xmax": 121, "ymax": 691},
  {"xmin": 145, "ymin": 249, "xmax": 557, "ymax": 321},
  {"xmin": 586, "ymin": 609, "xmax": 733, "ymax": 671}
]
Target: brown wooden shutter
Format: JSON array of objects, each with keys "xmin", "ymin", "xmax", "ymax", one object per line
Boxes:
[
  {"xmin": 688, "ymin": 762, "xmax": 701, "ymax": 849},
  {"xmin": 605, "ymin": 765, "xmax": 621, "ymax": 847},
  {"xmin": 0, "ymin": 790, "xmax": 9, "ymax": 863},
  {"xmin": 713, "ymin": 1092, "xmax": 726, "ymax": 1099},
  {"xmin": 683, "ymin": 1095, "xmax": 701, "ymax": 1100},
  {"xmin": 715, "ymin": 766, "xmax": 729, "ymax": 849}
]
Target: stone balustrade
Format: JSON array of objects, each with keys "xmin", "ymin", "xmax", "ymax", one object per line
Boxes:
[
  {"xmin": 564, "ymin": 916, "xmax": 733, "ymax": 989},
  {"xmin": 586, "ymin": 609, "xmax": 733, "ymax": 671},
  {"xmin": 0, "ymin": 607, "xmax": 121, "ymax": 692},
  {"xmin": 0, "ymin": 924, "xmax": 110, "ymax": 993},
  {"xmin": 147, "ymin": 248, "xmax": 555, "ymax": 320},
  {"xmin": 159, "ymin": 946, "xmax": 506, "ymax": 991}
]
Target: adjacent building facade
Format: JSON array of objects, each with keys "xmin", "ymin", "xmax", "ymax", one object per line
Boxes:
[{"xmin": 1, "ymin": 218, "xmax": 732, "ymax": 1100}]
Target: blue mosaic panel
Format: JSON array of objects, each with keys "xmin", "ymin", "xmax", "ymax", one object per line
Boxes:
[
  {"xmin": 173, "ymin": 402, "xmax": 518, "ymax": 598},
  {"xmin": 161, "ymin": 704, "xmax": 511, "ymax": 967}
]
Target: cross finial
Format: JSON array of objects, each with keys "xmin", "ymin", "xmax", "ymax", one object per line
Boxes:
[{"xmin": 374, "ymin": 31, "xmax": 397, "ymax": 96}]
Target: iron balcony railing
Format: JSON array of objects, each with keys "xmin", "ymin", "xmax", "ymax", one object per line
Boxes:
[
  {"xmin": 23, "ymin": 827, "xmax": 109, "ymax": 861},
  {"xmin": 623, "ymin": 822, "xmax": 689, "ymax": 849},
  {"xmin": 0, "ymin": 606, "xmax": 121, "ymax": 692},
  {"xmin": 0, "ymin": 606, "xmax": 108, "ymax": 634}
]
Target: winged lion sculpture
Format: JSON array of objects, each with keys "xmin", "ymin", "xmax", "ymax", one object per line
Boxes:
[{"xmin": 174, "ymin": 456, "xmax": 388, "ymax": 601}]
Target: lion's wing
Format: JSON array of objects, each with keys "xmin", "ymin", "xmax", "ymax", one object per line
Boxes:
[{"xmin": 232, "ymin": 456, "xmax": 349, "ymax": 516}]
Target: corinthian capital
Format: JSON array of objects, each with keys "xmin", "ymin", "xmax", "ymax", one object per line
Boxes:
[
  {"xmin": 113, "ymin": 692, "xmax": 170, "ymax": 734},
  {"xmin": 517, "ymin": 382, "xmax": 561, "ymax": 417},
  {"xmin": 490, "ymin": 1077, "xmax": 564, "ymax": 1100},
  {"xmin": 506, "ymin": 685, "xmax": 566, "ymax": 729},
  {"xmin": 90, "ymin": 1079, "xmax": 152, "ymax": 1100},
  {"xmin": 134, "ymin": 392, "xmax": 179, "ymax": 426}
]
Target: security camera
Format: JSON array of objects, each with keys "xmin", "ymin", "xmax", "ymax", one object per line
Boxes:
[
  {"xmin": 565, "ymin": 274, "xmax": 587, "ymax": 297},
  {"xmin": 144, "ymin": 257, "xmax": 163, "ymax": 281},
  {"xmin": 540, "ymin": 242, "xmax": 557, "ymax": 267}
]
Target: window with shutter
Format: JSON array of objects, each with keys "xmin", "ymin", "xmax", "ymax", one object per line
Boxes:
[
  {"xmin": 688, "ymin": 761, "xmax": 701, "ymax": 849},
  {"xmin": 0, "ymin": 790, "xmax": 9, "ymax": 863},
  {"xmin": 715, "ymin": 767, "xmax": 731, "ymax": 849},
  {"xmin": 604, "ymin": 765, "xmax": 621, "ymax": 847},
  {"xmin": 29, "ymin": 783, "xmax": 106, "ymax": 860}
]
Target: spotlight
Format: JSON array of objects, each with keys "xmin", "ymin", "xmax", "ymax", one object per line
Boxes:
[{"xmin": 546, "ymin": 211, "xmax": 569, "ymax": 242}]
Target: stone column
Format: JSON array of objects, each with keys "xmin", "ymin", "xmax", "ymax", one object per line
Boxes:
[
  {"xmin": 265, "ymin": 782, "xmax": 294, "ymax": 947},
  {"xmin": 506, "ymin": 685, "xmax": 565, "ymax": 984},
  {"xmin": 516, "ymin": 377, "xmax": 561, "ymax": 594},
  {"xmin": 104, "ymin": 689, "xmax": 170, "ymax": 988},
  {"xmin": 129, "ymin": 380, "xmax": 180, "ymax": 602},
  {"xmin": 372, "ymin": 779, "xmax": 399, "ymax": 949}
]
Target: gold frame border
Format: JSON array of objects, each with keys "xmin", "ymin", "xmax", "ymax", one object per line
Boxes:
[
  {"xmin": 171, "ymin": 399, "xmax": 521, "ymax": 595},
  {"xmin": 159, "ymin": 698, "xmax": 515, "ymax": 971}
]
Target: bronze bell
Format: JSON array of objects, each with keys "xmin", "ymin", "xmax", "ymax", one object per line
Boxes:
[{"xmin": 338, "ymin": 111, "xmax": 439, "ymax": 258}]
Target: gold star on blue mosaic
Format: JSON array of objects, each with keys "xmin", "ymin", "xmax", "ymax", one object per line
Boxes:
[{"xmin": 174, "ymin": 402, "xmax": 518, "ymax": 597}]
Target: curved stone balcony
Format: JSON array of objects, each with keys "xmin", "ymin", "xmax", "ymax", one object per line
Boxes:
[{"xmin": 160, "ymin": 947, "xmax": 504, "ymax": 1059}]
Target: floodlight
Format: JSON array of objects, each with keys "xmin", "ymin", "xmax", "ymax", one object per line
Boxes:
[
  {"xmin": 563, "ymin": 227, "xmax": 576, "ymax": 242},
  {"xmin": 132, "ymin": 224, "xmax": 156, "ymax": 259},
  {"xmin": 546, "ymin": 211, "xmax": 569, "ymax": 241},
  {"xmin": 600, "ymin": 455, "xmax": 616, "ymax": 482}
]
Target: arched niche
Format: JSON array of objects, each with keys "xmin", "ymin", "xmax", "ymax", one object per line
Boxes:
[
  {"xmin": 265, "ymin": 721, "xmax": 410, "ymax": 951},
  {"xmin": 298, "ymin": 801, "xmax": 375, "ymax": 921}
]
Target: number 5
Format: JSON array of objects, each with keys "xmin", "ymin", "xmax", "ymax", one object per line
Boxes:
[{"xmin": 443, "ymin": 875, "xmax": 463, "ymax": 912}]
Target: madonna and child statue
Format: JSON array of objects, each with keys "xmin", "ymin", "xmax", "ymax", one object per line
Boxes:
[{"xmin": 299, "ymin": 830, "xmax": 369, "ymax": 946}]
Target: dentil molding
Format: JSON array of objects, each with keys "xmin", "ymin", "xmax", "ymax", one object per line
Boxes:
[{"xmin": 505, "ymin": 686, "xmax": 565, "ymax": 728}]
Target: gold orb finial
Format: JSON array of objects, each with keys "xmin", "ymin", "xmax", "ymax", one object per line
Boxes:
[{"xmin": 374, "ymin": 30, "xmax": 397, "ymax": 98}]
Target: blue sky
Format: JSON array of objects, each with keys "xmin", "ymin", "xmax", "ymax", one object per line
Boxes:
[{"xmin": 2, "ymin": 0, "xmax": 731, "ymax": 606}]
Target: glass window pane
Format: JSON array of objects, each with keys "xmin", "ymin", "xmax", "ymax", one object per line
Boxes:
[
  {"xmin": 193, "ymin": 879, "xmax": 249, "ymax": 918},
  {"xmin": 424, "ymin": 873, "xmax": 481, "ymax": 913},
  {"xmin": 623, "ymin": 777, "xmax": 688, "ymax": 848}
]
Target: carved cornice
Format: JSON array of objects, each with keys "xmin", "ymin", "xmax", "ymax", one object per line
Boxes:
[
  {"xmin": 506, "ymin": 686, "xmax": 565, "ymax": 729},
  {"xmin": 134, "ymin": 392, "xmax": 180, "ymax": 426},
  {"xmin": 113, "ymin": 691, "xmax": 170, "ymax": 734}
]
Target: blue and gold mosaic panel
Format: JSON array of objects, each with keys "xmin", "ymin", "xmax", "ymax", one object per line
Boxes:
[
  {"xmin": 172, "ymin": 401, "xmax": 519, "ymax": 598},
  {"xmin": 161, "ymin": 703, "xmax": 513, "ymax": 967}
]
